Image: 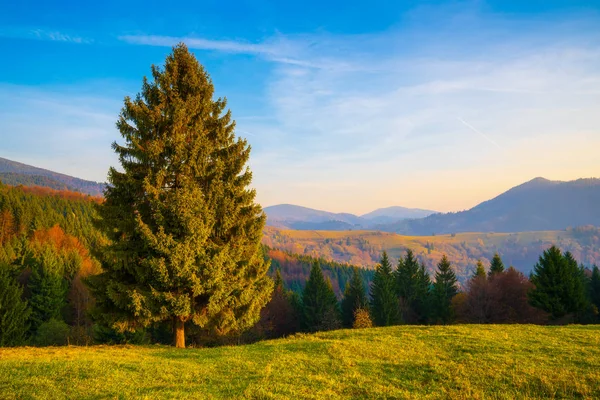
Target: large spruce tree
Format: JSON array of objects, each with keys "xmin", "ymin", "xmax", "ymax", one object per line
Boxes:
[
  {"xmin": 88, "ymin": 44, "xmax": 272, "ymax": 348},
  {"xmin": 341, "ymin": 267, "xmax": 368, "ymax": 328},
  {"xmin": 370, "ymin": 251, "xmax": 401, "ymax": 326},
  {"xmin": 302, "ymin": 262, "xmax": 340, "ymax": 332},
  {"xmin": 432, "ymin": 255, "xmax": 458, "ymax": 324},
  {"xmin": 529, "ymin": 246, "xmax": 587, "ymax": 320}
]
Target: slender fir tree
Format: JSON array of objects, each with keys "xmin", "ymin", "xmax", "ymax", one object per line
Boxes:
[
  {"xmin": 0, "ymin": 265, "xmax": 31, "ymax": 346},
  {"xmin": 590, "ymin": 266, "xmax": 600, "ymax": 318},
  {"xmin": 302, "ymin": 262, "xmax": 340, "ymax": 332},
  {"xmin": 488, "ymin": 253, "xmax": 505, "ymax": 277},
  {"xmin": 370, "ymin": 251, "xmax": 401, "ymax": 326},
  {"xmin": 432, "ymin": 255, "xmax": 458, "ymax": 324},
  {"xmin": 473, "ymin": 260, "xmax": 486, "ymax": 279},
  {"xmin": 28, "ymin": 250, "xmax": 68, "ymax": 332},
  {"xmin": 529, "ymin": 246, "xmax": 587, "ymax": 320},
  {"xmin": 395, "ymin": 250, "xmax": 430, "ymax": 324},
  {"xmin": 341, "ymin": 267, "xmax": 368, "ymax": 328},
  {"xmin": 87, "ymin": 44, "xmax": 272, "ymax": 348}
]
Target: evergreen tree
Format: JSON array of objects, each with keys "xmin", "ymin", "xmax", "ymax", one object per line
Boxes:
[
  {"xmin": 488, "ymin": 253, "xmax": 505, "ymax": 277},
  {"xmin": 473, "ymin": 260, "xmax": 486, "ymax": 279},
  {"xmin": 431, "ymin": 255, "xmax": 458, "ymax": 324},
  {"xmin": 529, "ymin": 246, "xmax": 588, "ymax": 320},
  {"xmin": 28, "ymin": 249, "xmax": 68, "ymax": 332},
  {"xmin": 370, "ymin": 251, "xmax": 400, "ymax": 326},
  {"xmin": 395, "ymin": 250, "xmax": 430, "ymax": 324},
  {"xmin": 0, "ymin": 265, "xmax": 31, "ymax": 346},
  {"xmin": 341, "ymin": 267, "xmax": 368, "ymax": 328},
  {"xmin": 302, "ymin": 262, "xmax": 340, "ymax": 332},
  {"xmin": 590, "ymin": 266, "xmax": 600, "ymax": 317},
  {"xmin": 87, "ymin": 44, "xmax": 272, "ymax": 348}
]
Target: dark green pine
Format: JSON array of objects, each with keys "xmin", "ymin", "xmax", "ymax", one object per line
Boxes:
[
  {"xmin": 0, "ymin": 265, "xmax": 31, "ymax": 346},
  {"xmin": 529, "ymin": 246, "xmax": 588, "ymax": 320},
  {"xmin": 341, "ymin": 267, "xmax": 368, "ymax": 328},
  {"xmin": 302, "ymin": 262, "xmax": 340, "ymax": 332},
  {"xmin": 488, "ymin": 253, "xmax": 505, "ymax": 277},
  {"xmin": 432, "ymin": 255, "xmax": 458, "ymax": 324},
  {"xmin": 370, "ymin": 251, "xmax": 401, "ymax": 326}
]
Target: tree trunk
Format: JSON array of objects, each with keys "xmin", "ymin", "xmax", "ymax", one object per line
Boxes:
[{"xmin": 174, "ymin": 317, "xmax": 185, "ymax": 348}]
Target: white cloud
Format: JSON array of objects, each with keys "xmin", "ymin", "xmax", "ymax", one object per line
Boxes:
[{"xmin": 0, "ymin": 27, "xmax": 92, "ymax": 44}]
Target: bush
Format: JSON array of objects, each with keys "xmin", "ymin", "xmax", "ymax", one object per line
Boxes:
[
  {"xmin": 353, "ymin": 308, "xmax": 373, "ymax": 329},
  {"xmin": 33, "ymin": 319, "xmax": 70, "ymax": 346}
]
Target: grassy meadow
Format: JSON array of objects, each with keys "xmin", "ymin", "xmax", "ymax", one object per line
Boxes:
[{"xmin": 1, "ymin": 325, "xmax": 599, "ymax": 399}]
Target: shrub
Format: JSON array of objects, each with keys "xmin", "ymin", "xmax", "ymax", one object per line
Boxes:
[
  {"xmin": 353, "ymin": 308, "xmax": 373, "ymax": 329},
  {"xmin": 33, "ymin": 318, "xmax": 70, "ymax": 346}
]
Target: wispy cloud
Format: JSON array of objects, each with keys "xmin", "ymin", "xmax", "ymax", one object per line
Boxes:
[
  {"xmin": 31, "ymin": 29, "xmax": 91, "ymax": 44},
  {"xmin": 0, "ymin": 27, "xmax": 92, "ymax": 44},
  {"xmin": 237, "ymin": 9, "xmax": 600, "ymax": 212},
  {"xmin": 119, "ymin": 34, "xmax": 274, "ymax": 55}
]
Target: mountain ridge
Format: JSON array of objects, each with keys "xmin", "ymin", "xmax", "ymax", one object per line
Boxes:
[
  {"xmin": 264, "ymin": 203, "xmax": 437, "ymax": 230},
  {"xmin": 0, "ymin": 157, "xmax": 106, "ymax": 196}
]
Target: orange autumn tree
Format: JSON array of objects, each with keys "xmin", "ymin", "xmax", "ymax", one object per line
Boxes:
[{"xmin": 28, "ymin": 225, "xmax": 100, "ymax": 335}]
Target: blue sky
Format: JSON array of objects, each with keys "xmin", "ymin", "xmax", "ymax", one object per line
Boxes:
[{"xmin": 1, "ymin": 1, "xmax": 599, "ymax": 214}]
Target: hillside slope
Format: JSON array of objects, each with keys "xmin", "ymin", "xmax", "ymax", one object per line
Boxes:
[
  {"xmin": 262, "ymin": 225, "xmax": 600, "ymax": 280},
  {"xmin": 388, "ymin": 177, "xmax": 600, "ymax": 234},
  {"xmin": 0, "ymin": 157, "xmax": 105, "ymax": 196},
  {"xmin": 1, "ymin": 325, "xmax": 598, "ymax": 399}
]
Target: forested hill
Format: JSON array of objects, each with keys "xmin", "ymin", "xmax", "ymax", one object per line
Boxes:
[
  {"xmin": 266, "ymin": 247, "xmax": 373, "ymax": 296},
  {"xmin": 0, "ymin": 183, "xmax": 365, "ymax": 297},
  {"xmin": 387, "ymin": 177, "xmax": 600, "ymax": 235},
  {"xmin": 0, "ymin": 157, "xmax": 105, "ymax": 196},
  {"xmin": 262, "ymin": 226, "xmax": 600, "ymax": 281}
]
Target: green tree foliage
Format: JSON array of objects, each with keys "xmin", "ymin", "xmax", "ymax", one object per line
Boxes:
[
  {"xmin": 0, "ymin": 265, "xmax": 30, "ymax": 346},
  {"xmin": 341, "ymin": 267, "xmax": 368, "ymax": 328},
  {"xmin": 431, "ymin": 255, "xmax": 458, "ymax": 324},
  {"xmin": 87, "ymin": 44, "xmax": 272, "ymax": 348},
  {"xmin": 529, "ymin": 246, "xmax": 588, "ymax": 320},
  {"xmin": 395, "ymin": 250, "xmax": 431, "ymax": 324},
  {"xmin": 590, "ymin": 266, "xmax": 600, "ymax": 318},
  {"xmin": 301, "ymin": 262, "xmax": 340, "ymax": 332},
  {"xmin": 33, "ymin": 318, "xmax": 70, "ymax": 346},
  {"xmin": 473, "ymin": 260, "xmax": 486, "ymax": 279},
  {"xmin": 370, "ymin": 251, "xmax": 401, "ymax": 326},
  {"xmin": 266, "ymin": 247, "xmax": 374, "ymax": 297},
  {"xmin": 27, "ymin": 251, "xmax": 68, "ymax": 332},
  {"xmin": 488, "ymin": 253, "xmax": 505, "ymax": 277}
]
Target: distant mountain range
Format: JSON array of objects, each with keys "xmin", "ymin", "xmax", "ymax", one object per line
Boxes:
[
  {"xmin": 388, "ymin": 177, "xmax": 600, "ymax": 235},
  {"xmin": 0, "ymin": 157, "xmax": 105, "ymax": 196},
  {"xmin": 265, "ymin": 177, "xmax": 600, "ymax": 234},
  {"xmin": 264, "ymin": 204, "xmax": 437, "ymax": 230},
  {"xmin": 1, "ymin": 157, "xmax": 598, "ymax": 235}
]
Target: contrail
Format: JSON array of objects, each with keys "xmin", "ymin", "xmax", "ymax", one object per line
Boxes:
[
  {"xmin": 457, "ymin": 117, "xmax": 501, "ymax": 149},
  {"xmin": 236, "ymin": 129, "xmax": 255, "ymax": 137}
]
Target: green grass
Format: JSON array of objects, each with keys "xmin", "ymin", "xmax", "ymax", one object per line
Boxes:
[{"xmin": 1, "ymin": 325, "xmax": 599, "ymax": 399}]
